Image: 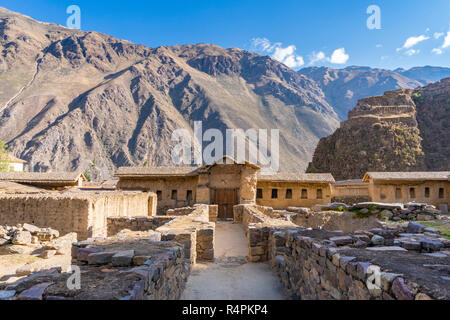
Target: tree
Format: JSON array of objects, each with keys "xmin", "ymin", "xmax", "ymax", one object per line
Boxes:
[{"xmin": 0, "ymin": 141, "xmax": 10, "ymax": 172}]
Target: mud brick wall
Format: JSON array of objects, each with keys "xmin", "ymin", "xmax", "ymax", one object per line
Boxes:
[
  {"xmin": 107, "ymin": 217, "xmax": 174, "ymax": 236},
  {"xmin": 0, "ymin": 192, "xmax": 155, "ymax": 240},
  {"xmin": 268, "ymin": 229, "xmax": 439, "ymax": 300}
]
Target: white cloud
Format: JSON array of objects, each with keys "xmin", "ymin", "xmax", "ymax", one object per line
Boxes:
[
  {"xmin": 251, "ymin": 38, "xmax": 350, "ymax": 67},
  {"xmin": 434, "ymin": 32, "xmax": 444, "ymax": 39},
  {"xmin": 251, "ymin": 38, "xmax": 304, "ymax": 69},
  {"xmin": 401, "ymin": 35, "xmax": 430, "ymax": 49},
  {"xmin": 376, "ymin": 44, "xmax": 383, "ymax": 48},
  {"xmin": 405, "ymin": 49, "xmax": 419, "ymax": 56},
  {"xmin": 309, "ymin": 51, "xmax": 327, "ymax": 65},
  {"xmin": 330, "ymin": 48, "xmax": 349, "ymax": 64},
  {"xmin": 432, "ymin": 48, "xmax": 443, "ymax": 55},
  {"xmin": 442, "ymin": 31, "xmax": 450, "ymax": 48}
]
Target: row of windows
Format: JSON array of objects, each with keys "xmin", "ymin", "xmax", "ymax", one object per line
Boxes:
[
  {"xmin": 156, "ymin": 190, "xmax": 193, "ymax": 201},
  {"xmin": 257, "ymin": 188, "xmax": 323, "ymax": 200},
  {"xmin": 385, "ymin": 187, "xmax": 445, "ymax": 200}
]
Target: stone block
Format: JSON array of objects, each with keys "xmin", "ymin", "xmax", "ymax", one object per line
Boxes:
[
  {"xmin": 392, "ymin": 278, "xmax": 414, "ymax": 300},
  {"xmin": 88, "ymin": 252, "xmax": 116, "ymax": 265},
  {"xmin": 112, "ymin": 250, "xmax": 135, "ymax": 267}
]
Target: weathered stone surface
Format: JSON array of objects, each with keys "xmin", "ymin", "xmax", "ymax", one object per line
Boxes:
[
  {"xmin": 406, "ymin": 222, "xmax": 425, "ymax": 234},
  {"xmin": 415, "ymin": 293, "xmax": 432, "ymax": 300},
  {"xmin": 15, "ymin": 266, "xmax": 36, "ymax": 277},
  {"xmin": 22, "ymin": 223, "xmax": 41, "ymax": 234},
  {"xmin": 392, "ymin": 278, "xmax": 414, "ymax": 300},
  {"xmin": 329, "ymin": 236, "xmax": 353, "ymax": 246},
  {"xmin": 371, "ymin": 235, "xmax": 384, "ymax": 246},
  {"xmin": 39, "ymin": 250, "xmax": 56, "ymax": 259},
  {"xmin": 77, "ymin": 247, "xmax": 100, "ymax": 262},
  {"xmin": 399, "ymin": 240, "xmax": 421, "ymax": 251},
  {"xmin": 12, "ymin": 231, "xmax": 32, "ymax": 245},
  {"xmin": 366, "ymin": 246, "xmax": 408, "ymax": 252},
  {"xmin": 420, "ymin": 239, "xmax": 443, "ymax": 252},
  {"xmin": 0, "ymin": 290, "xmax": 16, "ymax": 300},
  {"xmin": 380, "ymin": 210, "xmax": 393, "ymax": 219},
  {"xmin": 17, "ymin": 282, "xmax": 53, "ymax": 300},
  {"xmin": 112, "ymin": 250, "xmax": 135, "ymax": 267},
  {"xmin": 87, "ymin": 252, "xmax": 116, "ymax": 265}
]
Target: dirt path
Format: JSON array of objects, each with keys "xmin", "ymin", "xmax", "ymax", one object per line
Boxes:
[{"xmin": 181, "ymin": 222, "xmax": 285, "ymax": 300}]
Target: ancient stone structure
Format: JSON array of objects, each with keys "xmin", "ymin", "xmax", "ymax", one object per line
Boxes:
[
  {"xmin": 269, "ymin": 227, "xmax": 450, "ymax": 300},
  {"xmin": 116, "ymin": 157, "xmax": 336, "ymax": 218},
  {"xmin": 363, "ymin": 172, "xmax": 449, "ymax": 211},
  {"xmin": 0, "ymin": 235, "xmax": 190, "ymax": 300},
  {"xmin": 0, "ymin": 191, "xmax": 157, "ymax": 240}
]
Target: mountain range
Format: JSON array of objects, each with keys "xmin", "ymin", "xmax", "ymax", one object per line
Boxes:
[{"xmin": 0, "ymin": 6, "xmax": 448, "ymax": 180}]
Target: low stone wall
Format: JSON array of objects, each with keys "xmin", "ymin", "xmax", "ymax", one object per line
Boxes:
[
  {"xmin": 166, "ymin": 207, "xmax": 195, "ymax": 216},
  {"xmin": 107, "ymin": 217, "xmax": 174, "ymax": 236},
  {"xmin": 0, "ymin": 191, "xmax": 156, "ymax": 240},
  {"xmin": 269, "ymin": 228, "xmax": 449, "ymax": 300},
  {"xmin": 157, "ymin": 204, "xmax": 215, "ymax": 263},
  {"xmin": 1, "ymin": 235, "xmax": 190, "ymax": 300},
  {"xmin": 331, "ymin": 196, "xmax": 371, "ymax": 205},
  {"xmin": 292, "ymin": 210, "xmax": 382, "ymax": 232},
  {"xmin": 235, "ymin": 204, "xmax": 295, "ymax": 263}
]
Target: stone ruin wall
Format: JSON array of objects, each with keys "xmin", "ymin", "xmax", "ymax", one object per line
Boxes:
[
  {"xmin": 2, "ymin": 238, "xmax": 190, "ymax": 300},
  {"xmin": 107, "ymin": 204, "xmax": 217, "ymax": 264},
  {"xmin": 268, "ymin": 229, "xmax": 441, "ymax": 300},
  {"xmin": 106, "ymin": 216, "xmax": 174, "ymax": 236},
  {"xmin": 0, "ymin": 192, "xmax": 157, "ymax": 240}
]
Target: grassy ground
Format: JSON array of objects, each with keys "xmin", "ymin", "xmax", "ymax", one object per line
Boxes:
[
  {"xmin": 416, "ymin": 220, "xmax": 450, "ymax": 240},
  {"xmin": 386, "ymin": 218, "xmax": 450, "ymax": 240}
]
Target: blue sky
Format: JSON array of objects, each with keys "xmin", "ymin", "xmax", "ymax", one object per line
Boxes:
[{"xmin": 2, "ymin": 0, "xmax": 449, "ymax": 70}]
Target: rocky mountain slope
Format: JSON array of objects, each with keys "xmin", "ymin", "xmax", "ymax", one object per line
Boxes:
[
  {"xmin": 0, "ymin": 7, "xmax": 339, "ymax": 179},
  {"xmin": 307, "ymin": 78, "xmax": 450, "ymax": 180},
  {"xmin": 298, "ymin": 66, "xmax": 423, "ymax": 120},
  {"xmin": 395, "ymin": 66, "xmax": 450, "ymax": 86}
]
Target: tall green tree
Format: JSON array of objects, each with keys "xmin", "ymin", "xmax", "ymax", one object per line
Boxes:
[{"xmin": 0, "ymin": 141, "xmax": 10, "ymax": 172}]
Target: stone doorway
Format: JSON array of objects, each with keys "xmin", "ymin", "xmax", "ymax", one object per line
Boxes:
[{"xmin": 214, "ymin": 189, "xmax": 238, "ymax": 220}]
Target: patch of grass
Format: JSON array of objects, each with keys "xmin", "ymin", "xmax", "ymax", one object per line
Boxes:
[{"xmin": 417, "ymin": 221, "xmax": 450, "ymax": 240}]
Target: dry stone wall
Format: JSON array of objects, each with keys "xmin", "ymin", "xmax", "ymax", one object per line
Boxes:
[
  {"xmin": 269, "ymin": 228, "xmax": 449, "ymax": 300},
  {"xmin": 0, "ymin": 236, "xmax": 190, "ymax": 300},
  {"xmin": 107, "ymin": 217, "xmax": 174, "ymax": 236}
]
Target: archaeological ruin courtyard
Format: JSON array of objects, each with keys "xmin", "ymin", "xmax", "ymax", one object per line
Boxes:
[{"xmin": 0, "ymin": 159, "xmax": 449, "ymax": 301}]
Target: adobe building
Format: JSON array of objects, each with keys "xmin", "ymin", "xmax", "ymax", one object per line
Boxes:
[
  {"xmin": 115, "ymin": 157, "xmax": 336, "ymax": 217},
  {"xmin": 256, "ymin": 173, "xmax": 334, "ymax": 209},
  {"xmin": 362, "ymin": 172, "xmax": 450, "ymax": 211},
  {"xmin": 0, "ymin": 171, "xmax": 86, "ymax": 190}
]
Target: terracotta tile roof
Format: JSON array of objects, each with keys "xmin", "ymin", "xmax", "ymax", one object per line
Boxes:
[
  {"xmin": 257, "ymin": 173, "xmax": 335, "ymax": 183},
  {"xmin": 363, "ymin": 171, "xmax": 450, "ymax": 182}
]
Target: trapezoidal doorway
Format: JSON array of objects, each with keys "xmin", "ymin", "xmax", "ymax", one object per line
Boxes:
[{"xmin": 214, "ymin": 188, "xmax": 238, "ymax": 220}]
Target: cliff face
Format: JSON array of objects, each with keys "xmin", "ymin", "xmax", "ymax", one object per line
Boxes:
[
  {"xmin": 0, "ymin": 7, "xmax": 339, "ymax": 179},
  {"xmin": 307, "ymin": 78, "xmax": 450, "ymax": 180}
]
